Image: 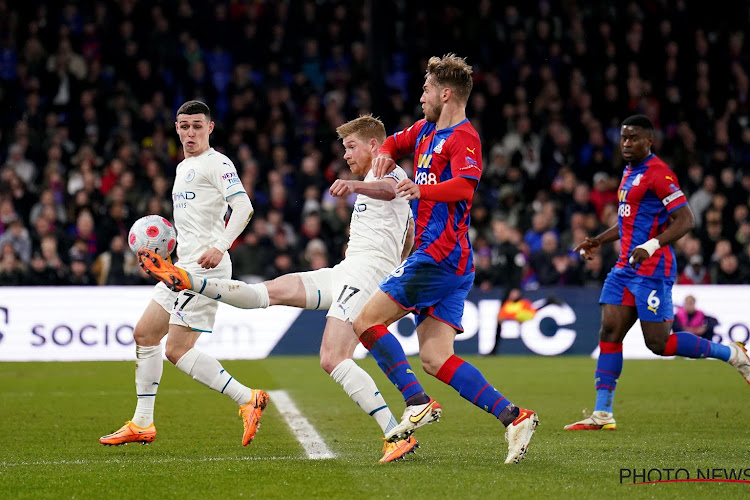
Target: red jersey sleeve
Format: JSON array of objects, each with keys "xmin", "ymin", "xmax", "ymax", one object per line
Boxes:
[
  {"xmin": 378, "ymin": 119, "xmax": 427, "ymax": 159},
  {"xmin": 419, "ymin": 176, "xmax": 477, "ymax": 202},
  {"xmin": 651, "ymin": 169, "xmax": 687, "ymax": 213},
  {"xmin": 447, "ymin": 129, "xmax": 482, "ymax": 182}
]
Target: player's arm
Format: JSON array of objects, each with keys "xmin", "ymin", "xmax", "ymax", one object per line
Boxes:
[
  {"xmin": 575, "ymin": 223, "xmax": 619, "ymax": 260},
  {"xmin": 373, "ymin": 120, "xmax": 424, "ymax": 177},
  {"xmin": 198, "ymin": 192, "xmax": 254, "ymax": 269},
  {"xmin": 401, "ymin": 216, "xmax": 415, "ymax": 261},
  {"xmin": 396, "ymin": 176, "xmax": 477, "ymax": 202},
  {"xmin": 329, "ymin": 176, "xmax": 398, "ymax": 200},
  {"xmin": 629, "ymin": 204, "xmax": 694, "ymax": 268}
]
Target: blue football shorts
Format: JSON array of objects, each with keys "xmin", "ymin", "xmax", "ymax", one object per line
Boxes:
[
  {"xmin": 599, "ymin": 266, "xmax": 674, "ymax": 322},
  {"xmin": 379, "ymin": 250, "xmax": 474, "ymax": 331}
]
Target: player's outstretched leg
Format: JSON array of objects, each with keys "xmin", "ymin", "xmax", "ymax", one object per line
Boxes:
[
  {"xmin": 100, "ymin": 421, "xmax": 156, "ymax": 445},
  {"xmin": 565, "ymin": 341, "xmax": 621, "ymax": 431},
  {"xmin": 139, "ymin": 250, "xmax": 271, "ymax": 310},
  {"xmin": 662, "ymin": 332, "xmax": 750, "ymax": 385},
  {"xmin": 434, "ymin": 354, "xmax": 538, "ymax": 463},
  {"xmin": 138, "ymin": 250, "xmax": 193, "ymax": 291}
]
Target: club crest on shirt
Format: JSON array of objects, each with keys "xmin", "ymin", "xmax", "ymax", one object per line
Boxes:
[
  {"xmin": 185, "ymin": 169, "xmax": 195, "ymax": 182},
  {"xmin": 433, "ymin": 139, "xmax": 445, "ymax": 154},
  {"xmin": 632, "ymin": 173, "xmax": 642, "ymax": 186}
]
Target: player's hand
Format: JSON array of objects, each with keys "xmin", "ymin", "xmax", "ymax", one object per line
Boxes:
[
  {"xmin": 198, "ymin": 247, "xmax": 223, "ymax": 269},
  {"xmin": 329, "ymin": 179, "xmax": 354, "ymax": 197},
  {"xmin": 371, "ymin": 154, "xmax": 396, "ymax": 178},
  {"xmin": 574, "ymin": 237, "xmax": 601, "ymax": 260},
  {"xmin": 396, "ymin": 178, "xmax": 421, "ymax": 200},
  {"xmin": 628, "ymin": 247, "xmax": 649, "ymax": 269}
]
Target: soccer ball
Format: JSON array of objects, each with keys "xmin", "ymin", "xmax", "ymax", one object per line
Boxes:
[{"xmin": 128, "ymin": 215, "xmax": 177, "ymax": 259}]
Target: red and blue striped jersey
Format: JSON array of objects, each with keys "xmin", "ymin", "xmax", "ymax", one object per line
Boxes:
[
  {"xmin": 381, "ymin": 118, "xmax": 482, "ymax": 275},
  {"xmin": 615, "ymin": 154, "xmax": 687, "ymax": 278}
]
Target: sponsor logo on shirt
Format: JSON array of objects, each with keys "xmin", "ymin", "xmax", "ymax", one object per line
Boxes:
[
  {"xmin": 460, "ymin": 156, "xmax": 480, "ymax": 172},
  {"xmin": 222, "ymin": 171, "xmax": 241, "ymax": 189},
  {"xmin": 173, "ymin": 191, "xmax": 196, "ymax": 200},
  {"xmin": 173, "ymin": 191, "xmax": 195, "ymax": 209}
]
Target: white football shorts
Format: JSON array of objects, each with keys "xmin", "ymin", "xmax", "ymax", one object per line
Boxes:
[{"xmin": 296, "ymin": 255, "xmax": 397, "ymax": 322}]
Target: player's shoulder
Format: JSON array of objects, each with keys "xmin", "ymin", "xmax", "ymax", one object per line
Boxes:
[
  {"xmin": 396, "ymin": 118, "xmax": 429, "ymax": 137},
  {"xmin": 454, "ymin": 120, "xmax": 480, "ymax": 138},
  {"xmin": 645, "ymin": 155, "xmax": 673, "ymax": 173},
  {"xmin": 203, "ymin": 149, "xmax": 235, "ymax": 168},
  {"xmin": 449, "ymin": 122, "xmax": 481, "ymax": 146},
  {"xmin": 645, "ymin": 156, "xmax": 678, "ymax": 181}
]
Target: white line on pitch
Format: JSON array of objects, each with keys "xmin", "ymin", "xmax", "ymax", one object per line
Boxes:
[
  {"xmin": 0, "ymin": 456, "xmax": 297, "ymax": 468},
  {"xmin": 267, "ymin": 390, "xmax": 335, "ymax": 460}
]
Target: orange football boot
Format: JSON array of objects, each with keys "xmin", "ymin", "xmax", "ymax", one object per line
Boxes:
[
  {"xmin": 240, "ymin": 389, "xmax": 269, "ymax": 446},
  {"xmin": 379, "ymin": 436, "xmax": 419, "ymax": 463},
  {"xmin": 100, "ymin": 421, "xmax": 156, "ymax": 445},
  {"xmin": 137, "ymin": 250, "xmax": 192, "ymax": 291}
]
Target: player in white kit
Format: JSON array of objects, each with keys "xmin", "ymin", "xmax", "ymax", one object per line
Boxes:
[
  {"xmin": 139, "ymin": 116, "xmax": 419, "ymax": 462},
  {"xmin": 100, "ymin": 101, "xmax": 267, "ymax": 447}
]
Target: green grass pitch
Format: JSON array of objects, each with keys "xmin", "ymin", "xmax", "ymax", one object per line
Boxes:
[{"xmin": 1, "ymin": 356, "xmax": 749, "ymax": 499}]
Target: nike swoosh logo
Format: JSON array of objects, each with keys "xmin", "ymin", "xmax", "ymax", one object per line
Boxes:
[
  {"xmin": 374, "ymin": 391, "xmax": 380, "ymax": 396},
  {"xmin": 515, "ymin": 410, "xmax": 530, "ymax": 424},
  {"xmin": 409, "ymin": 402, "xmax": 434, "ymax": 423},
  {"xmin": 406, "ymin": 369, "xmax": 415, "ymax": 375},
  {"xmin": 213, "ymin": 294, "xmax": 222, "ymax": 300}
]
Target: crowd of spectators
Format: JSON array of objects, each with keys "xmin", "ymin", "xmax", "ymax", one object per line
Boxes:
[{"xmin": 1, "ymin": 0, "xmax": 750, "ymax": 290}]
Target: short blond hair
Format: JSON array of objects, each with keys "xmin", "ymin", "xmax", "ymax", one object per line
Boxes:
[
  {"xmin": 336, "ymin": 115, "xmax": 386, "ymax": 143},
  {"xmin": 426, "ymin": 53, "xmax": 473, "ymax": 103}
]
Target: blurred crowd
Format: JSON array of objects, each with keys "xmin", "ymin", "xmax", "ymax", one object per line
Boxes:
[{"xmin": 1, "ymin": 0, "xmax": 750, "ymax": 289}]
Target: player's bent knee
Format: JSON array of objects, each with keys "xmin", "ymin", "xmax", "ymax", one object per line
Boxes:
[
  {"xmin": 133, "ymin": 325, "xmax": 160, "ymax": 347},
  {"xmin": 351, "ymin": 316, "xmax": 368, "ymax": 337},
  {"xmin": 419, "ymin": 355, "xmax": 443, "ymax": 377},
  {"xmin": 319, "ymin": 353, "xmax": 344, "ymax": 374},
  {"xmin": 164, "ymin": 345, "xmax": 188, "ymax": 365},
  {"xmin": 644, "ymin": 337, "xmax": 667, "ymax": 355}
]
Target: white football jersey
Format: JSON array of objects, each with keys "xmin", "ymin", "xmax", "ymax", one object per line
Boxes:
[
  {"xmin": 345, "ymin": 166, "xmax": 411, "ymax": 268},
  {"xmin": 172, "ymin": 148, "xmax": 245, "ymax": 266}
]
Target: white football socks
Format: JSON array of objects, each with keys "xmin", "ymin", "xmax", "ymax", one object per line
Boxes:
[
  {"xmin": 330, "ymin": 359, "xmax": 399, "ymax": 434},
  {"xmin": 192, "ymin": 279, "xmax": 270, "ymax": 309},
  {"xmin": 132, "ymin": 344, "xmax": 163, "ymax": 428},
  {"xmin": 175, "ymin": 348, "xmax": 252, "ymax": 406}
]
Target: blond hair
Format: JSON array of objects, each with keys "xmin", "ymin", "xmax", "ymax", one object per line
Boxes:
[
  {"xmin": 336, "ymin": 115, "xmax": 386, "ymax": 143},
  {"xmin": 426, "ymin": 53, "xmax": 473, "ymax": 103}
]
